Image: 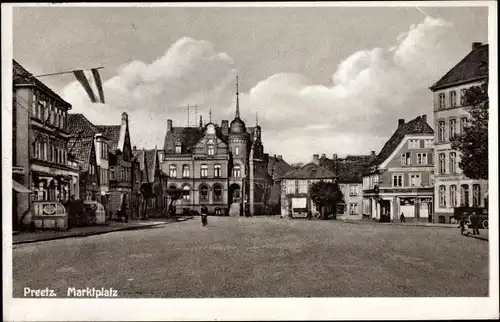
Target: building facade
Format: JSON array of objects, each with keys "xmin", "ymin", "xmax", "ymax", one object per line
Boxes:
[
  {"xmin": 429, "ymin": 42, "xmax": 489, "ymax": 223},
  {"xmin": 13, "ymin": 60, "xmax": 79, "ymax": 230},
  {"xmin": 320, "ymin": 153, "xmax": 375, "ymax": 220},
  {"xmin": 162, "ymin": 78, "xmax": 272, "ymax": 216},
  {"xmin": 68, "ymin": 137, "xmax": 99, "ymax": 201},
  {"xmin": 280, "ymin": 155, "xmax": 337, "ymax": 218},
  {"xmin": 363, "ymin": 116, "xmax": 435, "ymax": 223}
]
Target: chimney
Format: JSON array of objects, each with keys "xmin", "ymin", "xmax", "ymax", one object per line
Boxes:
[
  {"xmin": 313, "ymin": 154, "xmax": 319, "ymax": 165},
  {"xmin": 199, "ymin": 115, "xmax": 203, "ymax": 128},
  {"xmin": 370, "ymin": 150, "xmax": 376, "ymax": 157},
  {"xmin": 167, "ymin": 119, "xmax": 173, "ymax": 132},
  {"xmin": 332, "ymin": 154, "xmax": 338, "ymax": 160},
  {"xmin": 277, "ymin": 155, "xmax": 283, "ymax": 161},
  {"xmin": 221, "ymin": 120, "xmax": 229, "ymax": 135},
  {"xmin": 422, "ymin": 114, "xmax": 427, "ymax": 123},
  {"xmin": 398, "ymin": 119, "xmax": 405, "ymax": 127},
  {"xmin": 133, "ymin": 145, "xmax": 137, "ymax": 151},
  {"xmin": 321, "ymin": 153, "xmax": 326, "ymax": 159},
  {"xmin": 472, "ymin": 42, "xmax": 483, "ymax": 51},
  {"xmin": 121, "ymin": 112, "xmax": 128, "ymax": 126}
]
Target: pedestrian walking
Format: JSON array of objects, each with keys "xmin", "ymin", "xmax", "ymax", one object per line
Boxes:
[
  {"xmin": 201, "ymin": 206, "xmax": 208, "ymax": 227},
  {"xmin": 471, "ymin": 212, "xmax": 480, "ymax": 235},
  {"xmin": 400, "ymin": 212, "xmax": 406, "ymax": 223}
]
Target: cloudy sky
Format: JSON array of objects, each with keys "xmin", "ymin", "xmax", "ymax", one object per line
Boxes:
[{"xmin": 13, "ymin": 5, "xmax": 488, "ymax": 163}]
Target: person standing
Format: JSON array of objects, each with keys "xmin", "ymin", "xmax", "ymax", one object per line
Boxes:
[
  {"xmin": 400, "ymin": 212, "xmax": 406, "ymax": 223},
  {"xmin": 471, "ymin": 212, "xmax": 480, "ymax": 235},
  {"xmin": 201, "ymin": 206, "xmax": 208, "ymax": 227}
]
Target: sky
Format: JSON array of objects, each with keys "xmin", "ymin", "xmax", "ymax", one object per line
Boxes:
[{"xmin": 12, "ymin": 5, "xmax": 488, "ymax": 164}]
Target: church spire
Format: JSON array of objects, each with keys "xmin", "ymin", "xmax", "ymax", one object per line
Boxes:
[
  {"xmin": 235, "ymin": 74, "xmax": 240, "ymax": 119},
  {"xmin": 209, "ymin": 108, "xmax": 212, "ymax": 123},
  {"xmin": 256, "ymin": 111, "xmax": 259, "ymax": 126}
]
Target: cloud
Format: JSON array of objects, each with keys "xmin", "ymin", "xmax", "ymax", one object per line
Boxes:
[{"xmin": 62, "ymin": 17, "xmax": 453, "ymax": 163}]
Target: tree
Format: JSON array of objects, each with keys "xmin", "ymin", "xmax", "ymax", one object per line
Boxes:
[
  {"xmin": 309, "ymin": 181, "xmax": 345, "ymax": 220},
  {"xmin": 166, "ymin": 187, "xmax": 185, "ymax": 216},
  {"xmin": 451, "ymin": 82, "xmax": 488, "ymax": 179}
]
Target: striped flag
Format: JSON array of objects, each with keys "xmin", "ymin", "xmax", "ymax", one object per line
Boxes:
[{"xmin": 73, "ymin": 68, "xmax": 106, "ymax": 103}]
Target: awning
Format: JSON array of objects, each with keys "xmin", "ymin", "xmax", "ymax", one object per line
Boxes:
[{"xmin": 12, "ymin": 180, "xmax": 32, "ymax": 193}]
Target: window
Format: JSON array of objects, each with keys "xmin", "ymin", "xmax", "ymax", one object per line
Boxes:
[
  {"xmin": 169, "ymin": 165, "xmax": 177, "ymax": 178},
  {"xmin": 38, "ymin": 99, "xmax": 47, "ymax": 121},
  {"xmin": 409, "ymin": 174, "xmax": 421, "ymax": 187},
  {"xmin": 439, "ymin": 153, "xmax": 446, "ymax": 174},
  {"xmin": 450, "ymin": 91, "xmax": 457, "ymax": 107},
  {"xmin": 450, "ymin": 185, "xmax": 457, "ymax": 207},
  {"xmin": 233, "ymin": 164, "xmax": 241, "ymax": 178},
  {"xmin": 213, "ymin": 184, "xmax": 223, "ymax": 201},
  {"xmin": 214, "ymin": 164, "xmax": 222, "ymax": 178},
  {"xmin": 449, "ymin": 119, "xmax": 457, "ymax": 139},
  {"xmin": 286, "ymin": 180, "xmax": 296, "ymax": 194},
  {"xmin": 298, "ymin": 180, "xmax": 308, "ymax": 194},
  {"xmin": 32, "ymin": 93, "xmax": 37, "ymax": 117},
  {"xmin": 460, "ymin": 185, "xmax": 470, "ymax": 207},
  {"xmin": 199, "ymin": 184, "xmax": 209, "ymax": 201},
  {"xmin": 417, "ymin": 153, "xmax": 427, "ymax": 165},
  {"xmin": 449, "ymin": 152, "xmax": 457, "ymax": 173},
  {"xmin": 110, "ymin": 167, "xmax": 115, "ymax": 180},
  {"xmin": 424, "ymin": 139, "xmax": 433, "ymax": 149},
  {"xmin": 182, "ymin": 165, "xmax": 190, "ymax": 178},
  {"xmin": 438, "ymin": 121, "xmax": 446, "ymax": 142},
  {"xmin": 175, "ymin": 144, "xmax": 182, "ymax": 154},
  {"xmin": 100, "ymin": 142, "xmax": 108, "ymax": 160},
  {"xmin": 61, "ymin": 111, "xmax": 65, "ymax": 129},
  {"xmin": 349, "ymin": 185, "xmax": 359, "ymax": 196},
  {"xmin": 200, "ymin": 164, "xmax": 208, "ymax": 178},
  {"xmin": 392, "ymin": 174, "xmax": 403, "ymax": 187},
  {"xmin": 182, "ymin": 185, "xmax": 190, "ymax": 200},
  {"xmin": 207, "ymin": 139, "xmax": 215, "ymax": 156},
  {"xmin": 439, "ymin": 185, "xmax": 446, "ymax": 207},
  {"xmin": 120, "ymin": 168, "xmax": 124, "ymax": 181},
  {"xmin": 460, "ymin": 117, "xmax": 468, "ymax": 134},
  {"xmin": 408, "ymin": 139, "xmax": 419, "ymax": 149},
  {"xmin": 235, "ymin": 146, "xmax": 239, "ymax": 156},
  {"xmin": 473, "ymin": 184, "xmax": 481, "ymax": 207},
  {"xmin": 439, "ymin": 93, "xmax": 446, "ymax": 109},
  {"xmin": 401, "ymin": 153, "xmax": 411, "ymax": 166},
  {"xmin": 349, "ymin": 203, "xmax": 358, "ymax": 214},
  {"xmin": 460, "ymin": 88, "xmax": 467, "ymax": 106}
]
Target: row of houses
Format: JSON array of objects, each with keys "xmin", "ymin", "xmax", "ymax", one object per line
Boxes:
[
  {"xmin": 278, "ymin": 42, "xmax": 489, "ymax": 224},
  {"xmin": 11, "ymin": 60, "xmax": 168, "ymax": 231}
]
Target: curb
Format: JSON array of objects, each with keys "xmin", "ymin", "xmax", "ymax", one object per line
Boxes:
[{"xmin": 343, "ymin": 221, "xmax": 459, "ymax": 229}]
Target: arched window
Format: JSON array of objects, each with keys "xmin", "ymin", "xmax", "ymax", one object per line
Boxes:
[
  {"xmin": 233, "ymin": 164, "xmax": 241, "ymax": 178},
  {"xmin": 472, "ymin": 184, "xmax": 481, "ymax": 207},
  {"xmin": 449, "ymin": 152, "xmax": 456, "ymax": 174},
  {"xmin": 460, "ymin": 117, "xmax": 468, "ymax": 134},
  {"xmin": 439, "ymin": 153, "xmax": 446, "ymax": 174},
  {"xmin": 438, "ymin": 121, "xmax": 446, "ymax": 142},
  {"xmin": 169, "ymin": 165, "xmax": 177, "ymax": 178},
  {"xmin": 213, "ymin": 184, "xmax": 223, "ymax": 201},
  {"xmin": 449, "ymin": 119, "xmax": 457, "ymax": 139},
  {"xmin": 450, "ymin": 185, "xmax": 457, "ymax": 207},
  {"xmin": 182, "ymin": 165, "xmax": 190, "ymax": 178},
  {"xmin": 200, "ymin": 164, "xmax": 208, "ymax": 178},
  {"xmin": 439, "ymin": 185, "xmax": 446, "ymax": 207},
  {"xmin": 175, "ymin": 143, "xmax": 182, "ymax": 154},
  {"xmin": 460, "ymin": 185, "xmax": 469, "ymax": 207},
  {"xmin": 207, "ymin": 139, "xmax": 215, "ymax": 156},
  {"xmin": 214, "ymin": 164, "xmax": 222, "ymax": 178},
  {"xmin": 182, "ymin": 185, "xmax": 190, "ymax": 200},
  {"xmin": 199, "ymin": 184, "xmax": 209, "ymax": 201},
  {"xmin": 235, "ymin": 146, "xmax": 239, "ymax": 156}
]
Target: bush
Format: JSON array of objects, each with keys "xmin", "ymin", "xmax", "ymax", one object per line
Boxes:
[{"xmin": 66, "ymin": 200, "xmax": 97, "ymax": 228}]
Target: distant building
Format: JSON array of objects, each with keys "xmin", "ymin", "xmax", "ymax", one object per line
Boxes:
[
  {"xmin": 362, "ymin": 116, "xmax": 435, "ymax": 223},
  {"xmin": 320, "ymin": 152, "xmax": 375, "ymax": 220},
  {"xmin": 161, "ymin": 77, "xmax": 272, "ymax": 216},
  {"xmin": 68, "ymin": 136, "xmax": 99, "ymax": 202},
  {"xmin": 280, "ymin": 155, "xmax": 337, "ymax": 218},
  {"xmin": 429, "ymin": 42, "xmax": 489, "ymax": 223},
  {"xmin": 267, "ymin": 155, "xmax": 294, "ymax": 214},
  {"xmin": 12, "ymin": 60, "xmax": 79, "ymax": 230}
]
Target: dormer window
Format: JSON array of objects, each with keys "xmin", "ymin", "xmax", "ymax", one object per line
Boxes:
[
  {"xmin": 235, "ymin": 146, "xmax": 239, "ymax": 156},
  {"xmin": 175, "ymin": 143, "xmax": 182, "ymax": 154},
  {"xmin": 207, "ymin": 139, "xmax": 215, "ymax": 156}
]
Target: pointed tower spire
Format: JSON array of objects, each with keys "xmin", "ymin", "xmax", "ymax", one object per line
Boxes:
[
  {"xmin": 209, "ymin": 108, "xmax": 212, "ymax": 123},
  {"xmin": 235, "ymin": 74, "xmax": 240, "ymax": 119},
  {"xmin": 256, "ymin": 111, "xmax": 259, "ymax": 126}
]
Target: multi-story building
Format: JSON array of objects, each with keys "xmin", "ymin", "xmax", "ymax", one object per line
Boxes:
[
  {"xmin": 362, "ymin": 115, "xmax": 435, "ymax": 223},
  {"xmin": 162, "ymin": 78, "xmax": 272, "ymax": 216},
  {"xmin": 67, "ymin": 113, "xmax": 111, "ymax": 215},
  {"xmin": 280, "ymin": 155, "xmax": 337, "ymax": 218},
  {"xmin": 68, "ymin": 136, "xmax": 99, "ymax": 201},
  {"xmin": 267, "ymin": 155, "xmax": 294, "ymax": 214},
  {"xmin": 320, "ymin": 153, "xmax": 375, "ymax": 220},
  {"xmin": 12, "ymin": 60, "xmax": 79, "ymax": 230},
  {"xmin": 429, "ymin": 42, "xmax": 489, "ymax": 223}
]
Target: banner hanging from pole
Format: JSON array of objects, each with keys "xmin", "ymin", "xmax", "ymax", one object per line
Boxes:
[{"xmin": 73, "ymin": 68, "xmax": 106, "ymax": 103}]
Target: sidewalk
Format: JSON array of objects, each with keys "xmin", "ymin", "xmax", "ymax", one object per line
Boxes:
[
  {"xmin": 13, "ymin": 216, "xmax": 193, "ymax": 245},
  {"xmin": 344, "ymin": 219, "xmax": 457, "ymax": 228}
]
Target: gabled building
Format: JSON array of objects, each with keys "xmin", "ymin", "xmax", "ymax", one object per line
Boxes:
[
  {"xmin": 145, "ymin": 147, "xmax": 168, "ymax": 214},
  {"xmin": 161, "ymin": 77, "xmax": 272, "ymax": 216},
  {"xmin": 362, "ymin": 115, "xmax": 435, "ymax": 222},
  {"xmin": 132, "ymin": 147, "xmax": 147, "ymax": 218},
  {"xmin": 320, "ymin": 152, "xmax": 375, "ymax": 219},
  {"xmin": 267, "ymin": 154, "xmax": 294, "ymax": 214},
  {"xmin": 429, "ymin": 42, "xmax": 489, "ymax": 223},
  {"xmin": 95, "ymin": 113, "xmax": 134, "ymax": 219},
  {"xmin": 280, "ymin": 155, "xmax": 337, "ymax": 218},
  {"xmin": 68, "ymin": 136, "xmax": 99, "ymax": 201}
]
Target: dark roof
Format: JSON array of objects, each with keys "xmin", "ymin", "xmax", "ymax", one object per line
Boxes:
[
  {"xmin": 282, "ymin": 162, "xmax": 336, "ymax": 180},
  {"xmin": 67, "ymin": 113, "xmax": 99, "ymax": 137},
  {"xmin": 320, "ymin": 155, "xmax": 374, "ymax": 183},
  {"xmin": 68, "ymin": 137, "xmax": 94, "ymax": 171},
  {"xmin": 163, "ymin": 127, "xmax": 205, "ymax": 154},
  {"xmin": 268, "ymin": 156, "xmax": 294, "ymax": 180},
  {"xmin": 96, "ymin": 125, "xmax": 121, "ymax": 151},
  {"xmin": 430, "ymin": 44, "xmax": 488, "ymax": 91},
  {"xmin": 144, "ymin": 149, "xmax": 157, "ymax": 182},
  {"xmin": 13, "ymin": 60, "xmax": 71, "ymax": 108},
  {"xmin": 371, "ymin": 116, "xmax": 434, "ymax": 166}
]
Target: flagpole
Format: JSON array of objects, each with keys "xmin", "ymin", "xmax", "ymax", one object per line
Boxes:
[{"xmin": 34, "ymin": 67, "xmax": 104, "ymax": 78}]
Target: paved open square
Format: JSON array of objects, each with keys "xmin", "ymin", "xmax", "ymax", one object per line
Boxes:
[{"xmin": 13, "ymin": 217, "xmax": 488, "ymax": 298}]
